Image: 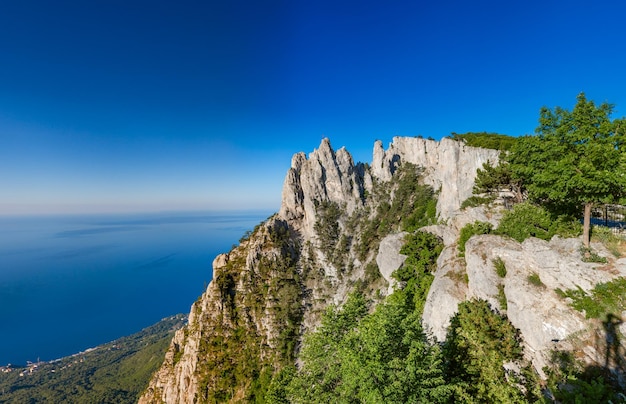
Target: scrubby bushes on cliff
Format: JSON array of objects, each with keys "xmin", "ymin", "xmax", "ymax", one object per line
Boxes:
[
  {"xmin": 443, "ymin": 299, "xmax": 540, "ymax": 402},
  {"xmin": 356, "ymin": 163, "xmax": 437, "ymax": 260},
  {"xmin": 458, "ymin": 221, "xmax": 493, "ymax": 257},
  {"xmin": 496, "ymin": 202, "xmax": 581, "ymax": 242},
  {"xmin": 274, "ymin": 292, "xmax": 452, "ymax": 403},
  {"xmin": 449, "ymin": 132, "xmax": 517, "ymax": 151}
]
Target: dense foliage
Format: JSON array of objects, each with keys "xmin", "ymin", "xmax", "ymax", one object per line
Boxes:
[
  {"xmin": 196, "ymin": 219, "xmax": 303, "ymax": 403},
  {"xmin": 443, "ymin": 299, "xmax": 539, "ymax": 403},
  {"xmin": 496, "ymin": 202, "xmax": 581, "ymax": 242},
  {"xmin": 556, "ymin": 277, "xmax": 626, "ymax": 319},
  {"xmin": 355, "ymin": 163, "xmax": 437, "ymax": 260},
  {"xmin": 0, "ymin": 315, "xmax": 185, "ymax": 404},
  {"xmin": 507, "ymin": 93, "xmax": 626, "ymax": 246},
  {"xmin": 449, "ymin": 132, "xmax": 517, "ymax": 151},
  {"xmin": 263, "ymin": 229, "xmax": 542, "ymax": 403},
  {"xmin": 458, "ymin": 221, "xmax": 493, "ymax": 256}
]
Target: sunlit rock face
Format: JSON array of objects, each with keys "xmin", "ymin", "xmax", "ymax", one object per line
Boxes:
[
  {"xmin": 372, "ymin": 136, "xmax": 499, "ymax": 219},
  {"xmin": 279, "ymin": 138, "xmax": 371, "ymax": 240},
  {"xmin": 141, "ymin": 136, "xmax": 626, "ymax": 402}
]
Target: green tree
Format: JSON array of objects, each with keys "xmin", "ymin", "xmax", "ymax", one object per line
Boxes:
[
  {"xmin": 508, "ymin": 93, "xmax": 626, "ymax": 247},
  {"xmin": 443, "ymin": 300, "xmax": 535, "ymax": 403}
]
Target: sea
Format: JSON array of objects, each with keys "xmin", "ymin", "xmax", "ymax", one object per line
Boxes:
[{"xmin": 0, "ymin": 210, "xmax": 270, "ymax": 366}]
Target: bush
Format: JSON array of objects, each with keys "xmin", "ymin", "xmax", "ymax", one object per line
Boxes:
[
  {"xmin": 449, "ymin": 132, "xmax": 517, "ymax": 151},
  {"xmin": 493, "ymin": 257, "xmax": 507, "ymax": 278},
  {"xmin": 458, "ymin": 221, "xmax": 493, "ymax": 257},
  {"xmin": 496, "ymin": 202, "xmax": 581, "ymax": 242},
  {"xmin": 443, "ymin": 299, "xmax": 532, "ymax": 402},
  {"xmin": 556, "ymin": 278, "xmax": 626, "ymax": 319},
  {"xmin": 460, "ymin": 195, "xmax": 496, "ymax": 209},
  {"xmin": 527, "ymin": 272, "xmax": 545, "ymax": 288}
]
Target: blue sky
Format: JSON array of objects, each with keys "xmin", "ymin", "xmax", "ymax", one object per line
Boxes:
[{"xmin": 2, "ymin": 1, "xmax": 626, "ymax": 215}]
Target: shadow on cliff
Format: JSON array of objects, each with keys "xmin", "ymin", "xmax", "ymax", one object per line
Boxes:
[{"xmin": 545, "ymin": 313, "xmax": 626, "ymax": 401}]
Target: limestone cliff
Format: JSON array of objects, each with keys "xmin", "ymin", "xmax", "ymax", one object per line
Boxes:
[
  {"xmin": 372, "ymin": 137, "xmax": 499, "ymax": 219},
  {"xmin": 141, "ymin": 136, "xmax": 625, "ymax": 402}
]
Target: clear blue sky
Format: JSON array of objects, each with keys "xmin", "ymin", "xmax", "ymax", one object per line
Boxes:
[{"xmin": 2, "ymin": 0, "xmax": 626, "ymax": 215}]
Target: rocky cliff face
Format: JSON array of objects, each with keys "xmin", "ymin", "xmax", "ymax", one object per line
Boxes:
[
  {"xmin": 372, "ymin": 137, "xmax": 500, "ymax": 219},
  {"xmin": 140, "ymin": 136, "xmax": 624, "ymax": 402}
]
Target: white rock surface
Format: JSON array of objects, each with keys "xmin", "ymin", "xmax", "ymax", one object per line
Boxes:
[
  {"xmin": 372, "ymin": 137, "xmax": 500, "ymax": 219},
  {"xmin": 376, "ymin": 232, "xmax": 408, "ymax": 295}
]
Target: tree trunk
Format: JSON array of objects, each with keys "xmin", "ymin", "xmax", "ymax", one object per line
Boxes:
[{"xmin": 582, "ymin": 202, "xmax": 592, "ymax": 248}]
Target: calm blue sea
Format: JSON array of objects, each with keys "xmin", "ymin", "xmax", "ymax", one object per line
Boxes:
[{"xmin": 0, "ymin": 211, "xmax": 270, "ymax": 366}]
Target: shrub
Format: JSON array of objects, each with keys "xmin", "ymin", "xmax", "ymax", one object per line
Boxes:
[
  {"xmin": 395, "ymin": 231, "xmax": 443, "ymax": 282},
  {"xmin": 497, "ymin": 284, "xmax": 508, "ymax": 311},
  {"xmin": 580, "ymin": 246, "xmax": 608, "ymax": 264},
  {"xmin": 496, "ymin": 202, "xmax": 581, "ymax": 242},
  {"xmin": 556, "ymin": 278, "xmax": 626, "ymax": 319},
  {"xmin": 458, "ymin": 221, "xmax": 493, "ymax": 257},
  {"xmin": 443, "ymin": 299, "xmax": 532, "ymax": 402},
  {"xmin": 493, "ymin": 257, "xmax": 507, "ymax": 278},
  {"xmin": 460, "ymin": 195, "xmax": 496, "ymax": 209},
  {"xmin": 527, "ymin": 272, "xmax": 545, "ymax": 288}
]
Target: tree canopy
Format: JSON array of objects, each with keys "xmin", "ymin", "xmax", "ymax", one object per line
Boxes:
[{"xmin": 507, "ymin": 93, "xmax": 626, "ymax": 246}]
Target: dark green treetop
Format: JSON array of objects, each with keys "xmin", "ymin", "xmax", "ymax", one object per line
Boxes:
[{"xmin": 507, "ymin": 93, "xmax": 626, "ymax": 247}]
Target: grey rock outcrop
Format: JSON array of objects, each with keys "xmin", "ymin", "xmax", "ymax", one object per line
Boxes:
[
  {"xmin": 141, "ymin": 135, "xmax": 626, "ymax": 403},
  {"xmin": 372, "ymin": 137, "xmax": 499, "ymax": 219},
  {"xmin": 279, "ymin": 138, "xmax": 371, "ymax": 241},
  {"xmin": 466, "ymin": 235, "xmax": 626, "ymax": 372},
  {"xmin": 376, "ymin": 232, "xmax": 408, "ymax": 295}
]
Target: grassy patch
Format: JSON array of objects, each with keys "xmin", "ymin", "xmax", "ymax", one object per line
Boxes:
[
  {"xmin": 591, "ymin": 226, "xmax": 625, "ymax": 258},
  {"xmin": 527, "ymin": 272, "xmax": 545, "ymax": 288},
  {"xmin": 497, "ymin": 284, "xmax": 507, "ymax": 311},
  {"xmin": 579, "ymin": 246, "xmax": 608, "ymax": 264},
  {"xmin": 555, "ymin": 278, "xmax": 626, "ymax": 319},
  {"xmin": 458, "ymin": 221, "xmax": 493, "ymax": 257},
  {"xmin": 496, "ymin": 202, "xmax": 581, "ymax": 242},
  {"xmin": 493, "ymin": 257, "xmax": 507, "ymax": 278}
]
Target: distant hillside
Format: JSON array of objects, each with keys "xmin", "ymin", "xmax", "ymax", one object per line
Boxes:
[{"xmin": 0, "ymin": 314, "xmax": 186, "ymax": 403}]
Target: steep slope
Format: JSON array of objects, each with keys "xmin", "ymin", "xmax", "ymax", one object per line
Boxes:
[
  {"xmin": 141, "ymin": 136, "xmax": 626, "ymax": 402},
  {"xmin": 140, "ymin": 137, "xmax": 496, "ymax": 403}
]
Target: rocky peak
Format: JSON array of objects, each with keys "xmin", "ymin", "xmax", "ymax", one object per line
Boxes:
[{"xmin": 279, "ymin": 137, "xmax": 370, "ymax": 241}]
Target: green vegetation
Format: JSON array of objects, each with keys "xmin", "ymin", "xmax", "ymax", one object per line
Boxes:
[
  {"xmin": 507, "ymin": 93, "xmax": 626, "ymax": 247},
  {"xmin": 580, "ymin": 246, "xmax": 608, "ymax": 263},
  {"xmin": 527, "ymin": 272, "xmax": 545, "ymax": 288},
  {"xmin": 458, "ymin": 221, "xmax": 492, "ymax": 257},
  {"xmin": 472, "ymin": 160, "xmax": 523, "ymax": 204},
  {"xmin": 556, "ymin": 277, "xmax": 626, "ymax": 319},
  {"xmin": 195, "ymin": 219, "xmax": 303, "ymax": 403},
  {"xmin": 272, "ymin": 230, "xmax": 452, "ymax": 403},
  {"xmin": 443, "ymin": 299, "xmax": 537, "ymax": 402},
  {"xmin": 497, "ymin": 284, "xmax": 508, "ymax": 311},
  {"xmin": 394, "ymin": 231, "xmax": 443, "ymax": 315},
  {"xmin": 495, "ymin": 202, "xmax": 581, "ymax": 242},
  {"xmin": 544, "ymin": 350, "xmax": 625, "ymax": 402},
  {"xmin": 314, "ymin": 200, "xmax": 342, "ymax": 261},
  {"xmin": 0, "ymin": 315, "xmax": 186, "ymax": 404},
  {"xmin": 449, "ymin": 132, "xmax": 517, "ymax": 151},
  {"xmin": 460, "ymin": 194, "xmax": 496, "ymax": 209},
  {"xmin": 493, "ymin": 257, "xmax": 507, "ymax": 278},
  {"xmin": 356, "ymin": 163, "xmax": 437, "ymax": 260}
]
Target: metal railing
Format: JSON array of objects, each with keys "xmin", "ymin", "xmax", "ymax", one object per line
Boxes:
[{"xmin": 591, "ymin": 204, "xmax": 626, "ymax": 234}]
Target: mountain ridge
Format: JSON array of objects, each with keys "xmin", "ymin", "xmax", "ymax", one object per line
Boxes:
[{"xmin": 140, "ymin": 136, "xmax": 626, "ymax": 403}]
